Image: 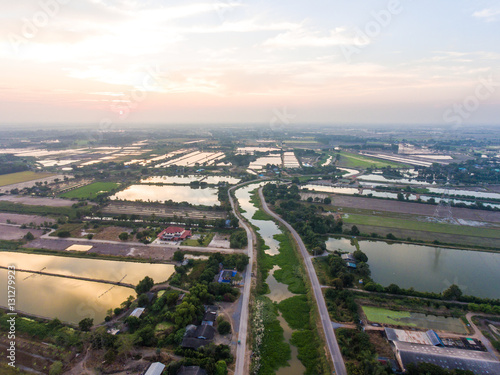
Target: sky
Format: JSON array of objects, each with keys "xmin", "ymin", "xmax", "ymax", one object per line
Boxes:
[{"xmin": 1, "ymin": 0, "xmax": 500, "ymax": 127}]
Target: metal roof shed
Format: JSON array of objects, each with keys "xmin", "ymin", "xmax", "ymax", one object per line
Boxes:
[{"xmin": 145, "ymin": 362, "xmax": 165, "ymax": 375}]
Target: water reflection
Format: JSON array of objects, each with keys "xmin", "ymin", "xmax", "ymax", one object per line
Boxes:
[
  {"xmin": 0, "ymin": 269, "xmax": 133, "ymax": 324},
  {"xmin": 112, "ymin": 184, "xmax": 219, "ymax": 206},
  {"xmin": 326, "ymin": 238, "xmax": 500, "ymax": 299}
]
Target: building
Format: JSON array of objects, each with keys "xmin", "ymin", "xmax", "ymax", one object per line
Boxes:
[
  {"xmin": 177, "ymin": 366, "xmax": 207, "ymax": 375},
  {"xmin": 181, "ymin": 324, "xmax": 216, "ymax": 349},
  {"xmin": 385, "ymin": 328, "xmax": 500, "ymax": 374},
  {"xmin": 341, "ymin": 253, "xmax": 357, "ymax": 268},
  {"xmin": 393, "ymin": 341, "xmax": 500, "ymax": 375},
  {"xmin": 144, "ymin": 362, "xmax": 165, "ymax": 375},
  {"xmin": 202, "ymin": 305, "xmax": 218, "ymax": 326},
  {"xmin": 157, "ymin": 226, "xmax": 192, "ymax": 241},
  {"xmin": 129, "ymin": 307, "xmax": 145, "ymax": 318},
  {"xmin": 218, "ymin": 269, "xmax": 237, "ymax": 283}
]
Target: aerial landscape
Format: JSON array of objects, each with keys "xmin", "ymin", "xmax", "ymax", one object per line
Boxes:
[{"xmin": 1, "ymin": 1, "xmax": 500, "ymax": 375}]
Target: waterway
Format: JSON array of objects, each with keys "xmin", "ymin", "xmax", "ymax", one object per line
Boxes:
[
  {"xmin": 325, "ymin": 238, "xmax": 500, "ymax": 299},
  {"xmin": 235, "ymin": 183, "xmax": 305, "ymax": 374},
  {"xmin": 0, "ymin": 252, "xmax": 175, "ymax": 324}
]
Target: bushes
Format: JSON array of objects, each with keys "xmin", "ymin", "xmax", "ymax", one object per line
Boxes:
[
  {"xmin": 217, "ymin": 320, "xmax": 231, "ymax": 335},
  {"xmin": 230, "ymin": 229, "xmax": 248, "ymax": 249}
]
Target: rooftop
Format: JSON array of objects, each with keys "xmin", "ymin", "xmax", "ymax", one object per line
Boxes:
[
  {"xmin": 394, "ymin": 341, "xmax": 500, "ymax": 375},
  {"xmin": 145, "ymin": 362, "xmax": 166, "ymax": 375}
]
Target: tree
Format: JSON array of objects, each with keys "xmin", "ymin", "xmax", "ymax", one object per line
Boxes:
[
  {"xmin": 218, "ymin": 320, "xmax": 231, "ymax": 335},
  {"xmin": 125, "ymin": 316, "xmax": 141, "ymax": 333},
  {"xmin": 118, "ymin": 232, "xmax": 129, "ymax": 241},
  {"xmin": 24, "ymin": 231, "xmax": 34, "ymax": 241},
  {"xmin": 78, "ymin": 317, "xmax": 93, "ymax": 331},
  {"xmin": 215, "ymin": 360, "xmax": 228, "ymax": 375},
  {"xmin": 137, "ymin": 293, "xmax": 149, "ymax": 307},
  {"xmin": 324, "ymin": 197, "xmax": 332, "ymax": 205},
  {"xmin": 397, "ymin": 192, "xmax": 405, "ymax": 201},
  {"xmin": 350, "ymin": 225, "xmax": 360, "ymax": 236},
  {"xmin": 57, "ymin": 230, "xmax": 71, "ymax": 238},
  {"xmin": 135, "ymin": 276, "xmax": 154, "ymax": 294},
  {"xmin": 49, "ymin": 361, "xmax": 63, "ymax": 375},
  {"xmin": 353, "ymin": 249, "xmax": 368, "ymax": 263},
  {"xmin": 443, "ymin": 284, "xmax": 463, "ymax": 300},
  {"xmin": 173, "ymin": 250, "xmax": 184, "ymax": 261}
]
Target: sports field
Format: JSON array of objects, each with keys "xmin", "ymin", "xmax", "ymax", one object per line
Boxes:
[
  {"xmin": 0, "ymin": 171, "xmax": 54, "ymax": 187},
  {"xmin": 59, "ymin": 182, "xmax": 119, "ymax": 199}
]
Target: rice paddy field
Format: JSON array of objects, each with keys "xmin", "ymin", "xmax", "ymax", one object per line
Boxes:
[
  {"xmin": 0, "ymin": 171, "xmax": 54, "ymax": 187},
  {"xmin": 337, "ymin": 151, "xmax": 410, "ymax": 169},
  {"xmin": 59, "ymin": 182, "xmax": 120, "ymax": 199}
]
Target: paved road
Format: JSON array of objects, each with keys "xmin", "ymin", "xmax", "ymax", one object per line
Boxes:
[
  {"xmin": 229, "ymin": 184, "xmax": 256, "ymax": 375},
  {"xmin": 259, "ymin": 187, "xmax": 347, "ymax": 375}
]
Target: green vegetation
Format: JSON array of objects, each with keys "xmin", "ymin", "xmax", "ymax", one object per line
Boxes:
[
  {"xmin": 0, "ymin": 154, "xmax": 31, "ymax": 176},
  {"xmin": 251, "ymin": 296, "xmax": 291, "ymax": 375},
  {"xmin": 229, "ymin": 229, "xmax": 248, "ymax": 249},
  {"xmin": 59, "ymin": 181, "xmax": 120, "ymax": 199},
  {"xmin": 406, "ymin": 362, "xmax": 474, "ymax": 375},
  {"xmin": 135, "ymin": 276, "xmax": 154, "ymax": 294},
  {"xmin": 362, "ymin": 306, "xmax": 413, "ymax": 326},
  {"xmin": 252, "ymin": 208, "xmax": 272, "ymax": 220},
  {"xmin": 0, "ymin": 201, "xmax": 76, "ymax": 218},
  {"xmin": 337, "ymin": 151, "xmax": 409, "ymax": 169},
  {"xmin": 343, "ymin": 213, "xmax": 500, "ymax": 239},
  {"xmin": 0, "ymin": 171, "xmax": 53, "ymax": 186},
  {"xmin": 324, "ymin": 289, "xmax": 358, "ymax": 323},
  {"xmin": 182, "ymin": 232, "xmax": 214, "ymax": 247},
  {"xmin": 336, "ymin": 328, "xmax": 392, "ymax": 374}
]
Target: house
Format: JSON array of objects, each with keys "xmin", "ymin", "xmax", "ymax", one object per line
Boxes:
[
  {"xmin": 144, "ymin": 362, "xmax": 165, "ymax": 375},
  {"xmin": 202, "ymin": 305, "xmax": 218, "ymax": 326},
  {"xmin": 177, "ymin": 366, "xmax": 207, "ymax": 375},
  {"xmin": 157, "ymin": 226, "xmax": 192, "ymax": 241},
  {"xmin": 181, "ymin": 324, "xmax": 216, "ymax": 349},
  {"xmin": 129, "ymin": 307, "xmax": 145, "ymax": 318},
  {"xmin": 218, "ymin": 269, "xmax": 237, "ymax": 283}
]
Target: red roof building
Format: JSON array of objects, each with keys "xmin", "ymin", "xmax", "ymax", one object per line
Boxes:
[{"xmin": 157, "ymin": 226, "xmax": 192, "ymax": 241}]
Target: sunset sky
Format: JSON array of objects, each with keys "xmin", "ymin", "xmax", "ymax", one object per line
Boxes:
[{"xmin": 1, "ymin": 0, "xmax": 500, "ymax": 126}]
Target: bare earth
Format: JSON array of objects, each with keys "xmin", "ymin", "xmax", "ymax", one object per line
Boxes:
[
  {"xmin": 25, "ymin": 238, "xmax": 176, "ymax": 260},
  {"xmin": 0, "ymin": 224, "xmax": 44, "ymax": 240},
  {"xmin": 0, "ymin": 195, "xmax": 75, "ymax": 207},
  {"xmin": 0, "ymin": 213, "xmax": 54, "ymax": 225}
]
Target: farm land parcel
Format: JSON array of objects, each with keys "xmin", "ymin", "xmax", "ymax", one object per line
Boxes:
[
  {"xmin": 0, "ymin": 171, "xmax": 54, "ymax": 187},
  {"xmin": 59, "ymin": 182, "xmax": 120, "ymax": 199}
]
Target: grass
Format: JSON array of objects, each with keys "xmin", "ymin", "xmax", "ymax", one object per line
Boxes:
[
  {"xmin": 252, "ymin": 209, "xmax": 272, "ymax": 221},
  {"xmin": 0, "ymin": 171, "xmax": 54, "ymax": 187},
  {"xmin": 181, "ymin": 232, "xmax": 215, "ymax": 247},
  {"xmin": 0, "ymin": 201, "xmax": 76, "ymax": 217},
  {"xmin": 344, "ymin": 213, "xmax": 500, "ymax": 239},
  {"xmin": 59, "ymin": 182, "xmax": 120, "ymax": 199},
  {"xmin": 361, "ymin": 305, "xmax": 413, "ymax": 326},
  {"xmin": 338, "ymin": 151, "xmax": 410, "ymax": 169}
]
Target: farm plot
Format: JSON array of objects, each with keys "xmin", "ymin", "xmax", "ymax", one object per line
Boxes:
[
  {"xmin": 59, "ymin": 182, "xmax": 120, "ymax": 199},
  {"xmin": 158, "ymin": 151, "xmax": 225, "ymax": 167},
  {"xmin": 337, "ymin": 151, "xmax": 409, "ymax": 169},
  {"xmin": 0, "ymin": 171, "xmax": 54, "ymax": 187}
]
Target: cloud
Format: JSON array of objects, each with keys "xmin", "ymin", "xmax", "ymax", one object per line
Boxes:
[
  {"xmin": 472, "ymin": 8, "xmax": 500, "ymax": 22},
  {"xmin": 262, "ymin": 27, "xmax": 369, "ymax": 48}
]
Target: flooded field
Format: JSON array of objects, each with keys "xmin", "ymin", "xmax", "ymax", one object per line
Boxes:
[
  {"xmin": 112, "ymin": 184, "xmax": 220, "ymax": 206},
  {"xmin": 326, "ymin": 237, "xmax": 500, "ymax": 299},
  {"xmin": 0, "ymin": 268, "xmax": 133, "ymax": 324},
  {"xmin": 0, "ymin": 252, "xmax": 175, "ymax": 323},
  {"xmin": 0, "ymin": 251, "xmax": 175, "ymax": 285}
]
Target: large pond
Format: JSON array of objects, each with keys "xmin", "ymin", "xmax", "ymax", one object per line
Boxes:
[
  {"xmin": 112, "ymin": 184, "xmax": 220, "ymax": 206},
  {"xmin": 0, "ymin": 252, "xmax": 175, "ymax": 324},
  {"xmin": 325, "ymin": 238, "xmax": 500, "ymax": 299}
]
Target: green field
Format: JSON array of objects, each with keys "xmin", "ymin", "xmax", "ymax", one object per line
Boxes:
[
  {"xmin": 59, "ymin": 182, "xmax": 120, "ymax": 199},
  {"xmin": 343, "ymin": 213, "xmax": 500, "ymax": 239},
  {"xmin": 362, "ymin": 306, "xmax": 412, "ymax": 325},
  {"xmin": 338, "ymin": 151, "xmax": 410, "ymax": 169},
  {"xmin": 0, "ymin": 171, "xmax": 54, "ymax": 187}
]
